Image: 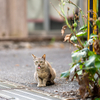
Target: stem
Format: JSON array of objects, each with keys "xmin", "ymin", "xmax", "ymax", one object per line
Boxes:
[
  {"xmin": 72, "ymin": 29, "xmax": 84, "ymax": 48},
  {"xmin": 96, "ymin": 71, "xmax": 100, "ymax": 78},
  {"xmin": 60, "ymin": 5, "xmax": 71, "ymax": 28},
  {"xmin": 60, "ymin": 4, "xmax": 84, "ymax": 48},
  {"xmin": 80, "ymin": 11, "xmax": 85, "ymax": 25},
  {"xmin": 50, "ymin": 2, "xmax": 65, "ymax": 21},
  {"xmin": 66, "ymin": 0, "xmax": 87, "ymax": 27}
]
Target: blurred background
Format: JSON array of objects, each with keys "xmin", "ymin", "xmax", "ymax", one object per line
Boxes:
[{"xmin": 0, "ymin": 0, "xmax": 87, "ymax": 41}]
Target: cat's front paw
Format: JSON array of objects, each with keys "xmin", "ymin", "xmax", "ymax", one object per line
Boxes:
[
  {"xmin": 37, "ymin": 85, "xmax": 42, "ymax": 87},
  {"xmin": 42, "ymin": 84, "xmax": 46, "ymax": 87},
  {"xmin": 37, "ymin": 84, "xmax": 46, "ymax": 87},
  {"xmin": 37, "ymin": 84, "xmax": 43, "ymax": 87}
]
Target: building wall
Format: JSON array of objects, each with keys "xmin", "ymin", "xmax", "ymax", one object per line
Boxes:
[{"xmin": 0, "ymin": 0, "xmax": 27, "ymax": 38}]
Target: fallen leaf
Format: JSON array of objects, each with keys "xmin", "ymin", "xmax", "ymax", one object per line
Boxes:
[
  {"xmin": 15, "ymin": 64, "xmax": 19, "ymax": 67},
  {"xmin": 26, "ymin": 64, "xmax": 29, "ymax": 67},
  {"xmin": 59, "ymin": 43, "xmax": 65, "ymax": 48},
  {"xmin": 54, "ymin": 90, "xmax": 58, "ymax": 92}
]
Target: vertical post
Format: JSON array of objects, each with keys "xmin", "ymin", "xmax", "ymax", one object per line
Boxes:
[
  {"xmin": 98, "ymin": 0, "xmax": 100, "ymax": 18},
  {"xmin": 0, "ymin": 0, "xmax": 8, "ymax": 38},
  {"xmin": 43, "ymin": 0, "xmax": 50, "ymax": 32},
  {"xmin": 88, "ymin": 0, "xmax": 93, "ymax": 51},
  {"xmin": 7, "ymin": 0, "xmax": 27, "ymax": 38},
  {"xmin": 79, "ymin": 0, "xmax": 84, "ymax": 27},
  {"xmin": 98, "ymin": 0, "xmax": 100, "ymax": 35},
  {"xmin": 88, "ymin": 0, "xmax": 98, "ymax": 51},
  {"xmin": 93, "ymin": 0, "xmax": 97, "ymax": 52}
]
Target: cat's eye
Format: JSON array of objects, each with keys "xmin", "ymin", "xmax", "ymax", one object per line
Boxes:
[
  {"xmin": 40, "ymin": 61, "xmax": 43, "ymax": 63},
  {"xmin": 35, "ymin": 61, "xmax": 38, "ymax": 63}
]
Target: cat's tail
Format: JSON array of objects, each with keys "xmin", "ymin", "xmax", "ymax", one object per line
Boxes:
[
  {"xmin": 52, "ymin": 68, "xmax": 56, "ymax": 79},
  {"xmin": 46, "ymin": 80, "xmax": 55, "ymax": 86},
  {"xmin": 50, "ymin": 68, "xmax": 56, "ymax": 82},
  {"xmin": 46, "ymin": 68, "xmax": 56, "ymax": 86}
]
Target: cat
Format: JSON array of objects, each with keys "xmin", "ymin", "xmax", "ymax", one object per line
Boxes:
[{"xmin": 32, "ymin": 54, "xmax": 56, "ymax": 87}]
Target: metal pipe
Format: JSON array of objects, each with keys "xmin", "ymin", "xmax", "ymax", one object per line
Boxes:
[{"xmin": 43, "ymin": 0, "xmax": 50, "ymax": 32}]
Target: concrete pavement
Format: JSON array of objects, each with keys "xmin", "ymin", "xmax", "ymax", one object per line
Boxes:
[
  {"xmin": 0, "ymin": 42, "xmax": 79, "ymax": 99},
  {"xmin": 0, "ymin": 81, "xmax": 61, "ymax": 100}
]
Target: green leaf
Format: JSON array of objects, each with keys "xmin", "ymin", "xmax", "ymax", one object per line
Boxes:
[
  {"xmin": 83, "ymin": 66, "xmax": 94, "ymax": 70},
  {"xmin": 70, "ymin": 36, "xmax": 77, "ymax": 41},
  {"xmin": 74, "ymin": 49, "xmax": 79, "ymax": 53},
  {"xmin": 88, "ymin": 67, "xmax": 97, "ymax": 75},
  {"xmin": 90, "ymin": 34, "xmax": 98, "ymax": 39},
  {"xmin": 95, "ymin": 55, "xmax": 100, "ymax": 61},
  {"xmin": 60, "ymin": 70, "xmax": 70, "ymax": 78},
  {"xmin": 95, "ymin": 61, "xmax": 100, "ymax": 69},
  {"xmin": 76, "ymin": 32, "xmax": 87, "ymax": 37},
  {"xmin": 79, "ymin": 64, "xmax": 83, "ymax": 70},
  {"xmin": 83, "ymin": 41, "xmax": 88, "ymax": 47},
  {"xmin": 85, "ymin": 56, "xmax": 96, "ymax": 67},
  {"xmin": 98, "ymin": 78, "xmax": 100, "ymax": 86},
  {"xmin": 96, "ymin": 19, "xmax": 100, "ymax": 29},
  {"xmin": 71, "ymin": 52, "xmax": 81, "ymax": 63},
  {"xmin": 72, "ymin": 51, "xmax": 87, "ymax": 63},
  {"xmin": 88, "ymin": 51, "xmax": 95, "ymax": 56},
  {"xmin": 98, "ymin": 69, "xmax": 100, "ymax": 74},
  {"xmin": 82, "ymin": 48, "xmax": 89, "ymax": 52},
  {"xmin": 79, "ymin": 25, "xmax": 87, "ymax": 31},
  {"xmin": 77, "ymin": 70, "xmax": 82, "ymax": 75},
  {"xmin": 95, "ymin": 98, "xmax": 100, "ymax": 100},
  {"xmin": 84, "ymin": 39, "xmax": 94, "ymax": 47},
  {"xmin": 70, "ymin": 64, "xmax": 79, "ymax": 73},
  {"xmin": 86, "ymin": 39, "xmax": 93, "ymax": 46}
]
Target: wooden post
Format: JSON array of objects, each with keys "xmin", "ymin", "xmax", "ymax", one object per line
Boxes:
[
  {"xmin": 7, "ymin": 0, "xmax": 27, "ymax": 38},
  {"xmin": 0, "ymin": 0, "xmax": 8, "ymax": 38},
  {"xmin": 0, "ymin": 0, "xmax": 27, "ymax": 38}
]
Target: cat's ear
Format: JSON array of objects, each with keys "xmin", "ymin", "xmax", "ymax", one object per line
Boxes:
[
  {"xmin": 32, "ymin": 54, "xmax": 36, "ymax": 59},
  {"xmin": 42, "ymin": 54, "xmax": 46, "ymax": 60}
]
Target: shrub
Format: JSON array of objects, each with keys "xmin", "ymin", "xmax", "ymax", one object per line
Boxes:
[{"xmin": 52, "ymin": 0, "xmax": 100, "ymax": 99}]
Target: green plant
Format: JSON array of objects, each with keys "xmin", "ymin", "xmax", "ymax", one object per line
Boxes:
[{"xmin": 53, "ymin": 0, "xmax": 100, "ymax": 99}]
